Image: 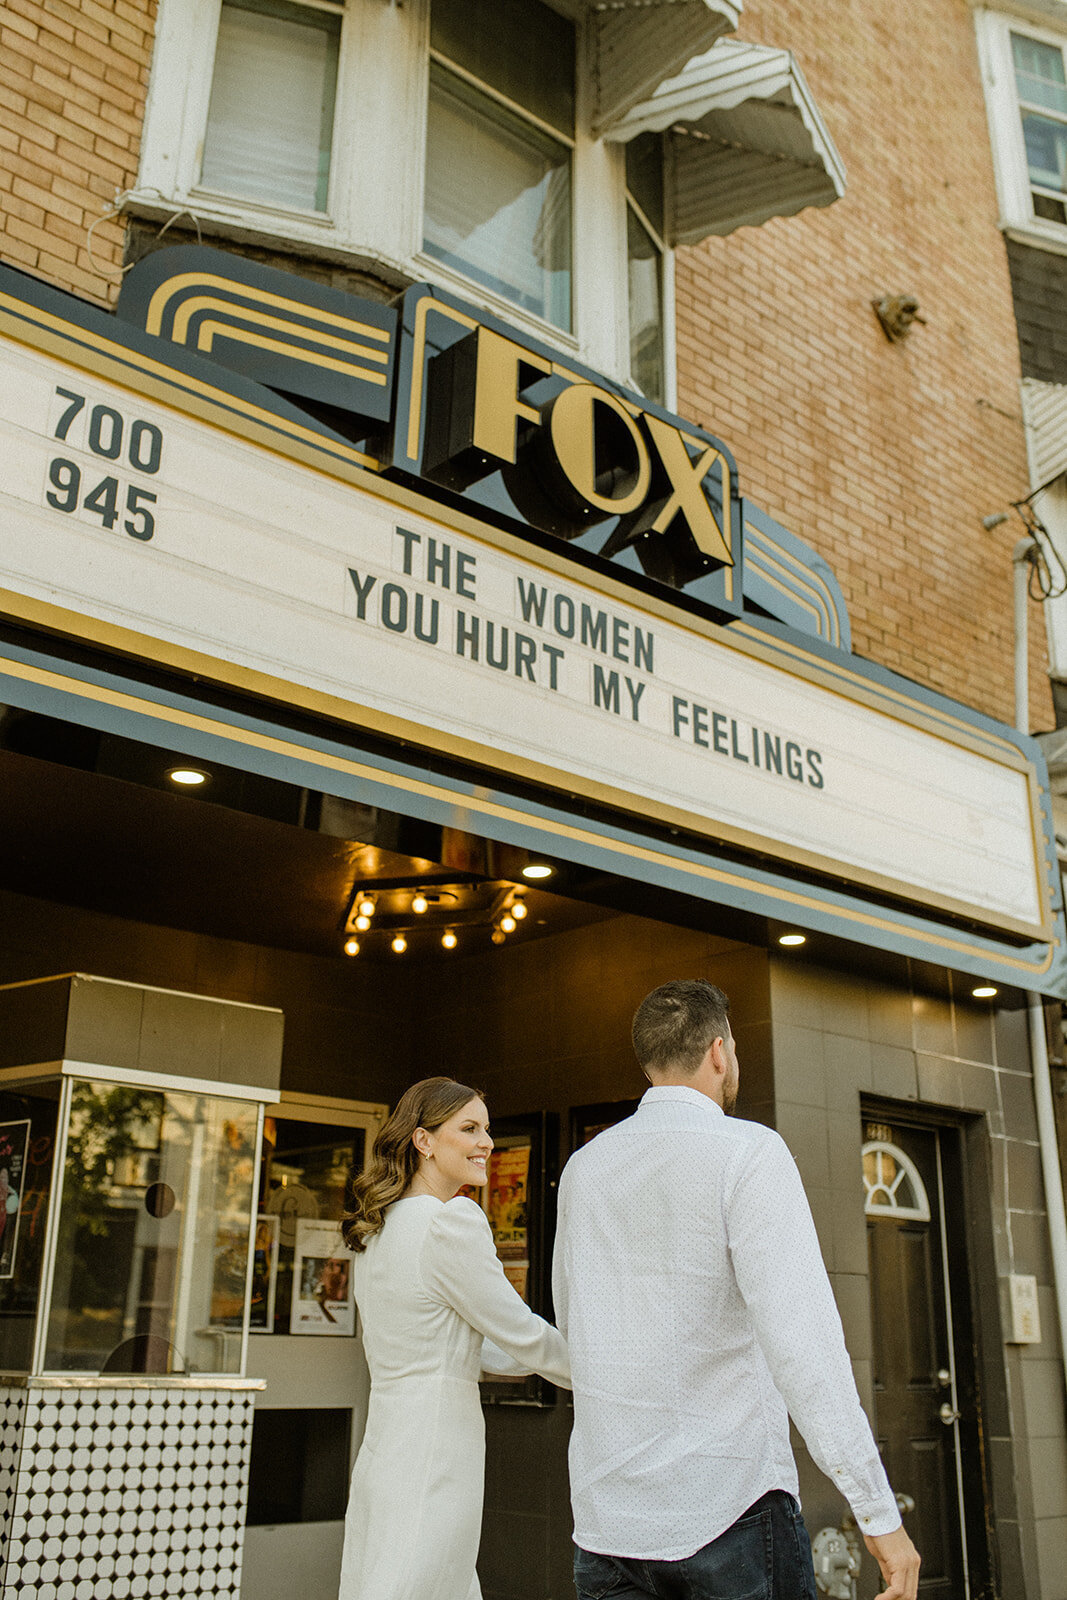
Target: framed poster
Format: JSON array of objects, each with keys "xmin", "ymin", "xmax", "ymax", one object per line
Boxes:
[
  {"xmin": 479, "ymin": 1111, "xmax": 559, "ymax": 1407},
  {"xmin": 290, "ymin": 1219, "xmax": 355, "ymax": 1335},
  {"xmin": 249, "ymin": 1214, "xmax": 280, "ymax": 1332},
  {"xmin": 0, "ymin": 1119, "xmax": 31, "ymax": 1280},
  {"xmin": 569, "ymin": 1099, "xmax": 641, "ymax": 1152}
]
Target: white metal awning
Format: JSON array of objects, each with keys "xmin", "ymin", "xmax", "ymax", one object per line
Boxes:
[
  {"xmin": 604, "ymin": 38, "xmax": 846, "ymax": 244},
  {"xmin": 584, "ymin": 0, "xmax": 741, "ymax": 132},
  {"xmin": 1022, "ymin": 377, "xmax": 1067, "ymax": 492}
]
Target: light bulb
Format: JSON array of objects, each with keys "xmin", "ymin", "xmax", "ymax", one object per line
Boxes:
[
  {"xmin": 778, "ymin": 933, "xmax": 806, "ymax": 947},
  {"xmin": 500, "ymin": 914, "xmax": 516, "ymax": 933},
  {"xmin": 442, "ymin": 930, "xmax": 457, "ymax": 950},
  {"xmin": 357, "ymin": 896, "xmax": 375, "ymax": 918},
  {"xmin": 343, "ymin": 938, "xmax": 360, "ymax": 957},
  {"xmin": 391, "ymin": 934, "xmax": 407, "ymax": 954},
  {"xmin": 972, "ymin": 985, "xmax": 998, "ymax": 999},
  {"xmin": 167, "ymin": 767, "xmax": 208, "ymax": 786},
  {"xmin": 355, "ymin": 915, "xmax": 371, "ymax": 932},
  {"xmin": 511, "ymin": 900, "xmax": 527, "ymax": 920},
  {"xmin": 412, "ymin": 893, "xmax": 428, "ymax": 915},
  {"xmin": 491, "ymin": 928, "xmax": 506, "ymax": 945},
  {"xmin": 522, "ymin": 863, "xmax": 552, "ymax": 880}
]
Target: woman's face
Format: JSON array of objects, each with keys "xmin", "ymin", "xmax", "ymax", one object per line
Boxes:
[{"xmin": 418, "ymin": 1097, "xmax": 493, "ymax": 1195}]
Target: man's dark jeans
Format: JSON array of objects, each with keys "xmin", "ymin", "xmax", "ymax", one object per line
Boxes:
[{"xmin": 573, "ymin": 1490, "xmax": 818, "ymax": 1600}]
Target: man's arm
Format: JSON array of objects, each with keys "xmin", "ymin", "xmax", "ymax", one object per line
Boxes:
[
  {"xmin": 865, "ymin": 1527, "xmax": 921, "ymax": 1600},
  {"xmin": 724, "ymin": 1132, "xmax": 904, "ymax": 1539}
]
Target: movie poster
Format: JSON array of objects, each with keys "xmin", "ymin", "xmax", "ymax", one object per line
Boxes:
[
  {"xmin": 210, "ymin": 1221, "xmax": 251, "ymax": 1325},
  {"xmin": 249, "ymin": 1214, "xmax": 279, "ymax": 1332},
  {"xmin": 290, "ymin": 1219, "xmax": 355, "ymax": 1335},
  {"xmin": 0, "ymin": 1120, "xmax": 30, "ymax": 1280},
  {"xmin": 486, "ymin": 1143, "xmax": 530, "ymax": 1270}
]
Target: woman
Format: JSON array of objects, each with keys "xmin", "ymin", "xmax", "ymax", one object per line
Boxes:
[{"xmin": 338, "ymin": 1077, "xmax": 570, "ymax": 1600}]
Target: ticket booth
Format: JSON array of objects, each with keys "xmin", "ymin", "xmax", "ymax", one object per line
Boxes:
[{"xmin": 0, "ymin": 973, "xmax": 282, "ymax": 1600}]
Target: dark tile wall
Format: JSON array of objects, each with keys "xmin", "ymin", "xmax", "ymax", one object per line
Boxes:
[
  {"xmin": 772, "ymin": 953, "xmax": 1067, "ymax": 1600},
  {"xmin": 1006, "ymin": 239, "xmax": 1067, "ymax": 386}
]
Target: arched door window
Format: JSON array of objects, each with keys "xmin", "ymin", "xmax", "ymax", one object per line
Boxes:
[{"xmin": 861, "ymin": 1140, "xmax": 931, "ymax": 1221}]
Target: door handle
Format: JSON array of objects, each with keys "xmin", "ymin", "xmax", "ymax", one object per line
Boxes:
[{"xmin": 938, "ymin": 1402, "xmax": 960, "ymax": 1425}]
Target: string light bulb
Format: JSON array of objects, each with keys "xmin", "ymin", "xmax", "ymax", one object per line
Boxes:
[
  {"xmin": 343, "ymin": 938, "xmax": 360, "ymax": 957},
  {"xmin": 357, "ymin": 895, "xmax": 376, "ymax": 918},
  {"xmin": 442, "ymin": 930, "xmax": 457, "ymax": 950},
  {"xmin": 412, "ymin": 893, "xmax": 428, "ymax": 915},
  {"xmin": 491, "ymin": 928, "xmax": 506, "ymax": 945},
  {"xmin": 391, "ymin": 934, "xmax": 407, "ymax": 954},
  {"xmin": 511, "ymin": 899, "xmax": 527, "ymax": 920},
  {"xmin": 500, "ymin": 914, "xmax": 516, "ymax": 933},
  {"xmin": 355, "ymin": 915, "xmax": 371, "ymax": 932}
]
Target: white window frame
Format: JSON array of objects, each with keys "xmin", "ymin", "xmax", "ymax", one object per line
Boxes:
[
  {"xmin": 137, "ymin": 0, "xmax": 676, "ymax": 403},
  {"xmin": 975, "ymin": 5, "xmax": 1067, "ymax": 255}
]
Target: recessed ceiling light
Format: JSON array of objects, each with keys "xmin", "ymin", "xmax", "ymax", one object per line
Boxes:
[
  {"xmin": 522, "ymin": 863, "xmax": 553, "ymax": 880},
  {"xmin": 972, "ymin": 985, "xmax": 998, "ymax": 999},
  {"xmin": 778, "ymin": 933, "xmax": 806, "ymax": 947},
  {"xmin": 167, "ymin": 767, "xmax": 208, "ymax": 787}
]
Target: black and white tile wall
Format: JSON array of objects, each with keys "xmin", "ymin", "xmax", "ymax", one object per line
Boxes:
[{"xmin": 0, "ymin": 1381, "xmax": 258, "ymax": 1600}]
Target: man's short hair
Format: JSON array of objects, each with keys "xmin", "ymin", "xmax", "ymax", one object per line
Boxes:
[{"xmin": 632, "ymin": 980, "xmax": 731, "ymax": 1076}]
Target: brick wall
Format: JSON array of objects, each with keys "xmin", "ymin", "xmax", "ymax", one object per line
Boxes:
[
  {"xmin": 675, "ymin": 0, "xmax": 1052, "ymax": 731},
  {"xmin": 0, "ymin": 0, "xmax": 154, "ymax": 305}
]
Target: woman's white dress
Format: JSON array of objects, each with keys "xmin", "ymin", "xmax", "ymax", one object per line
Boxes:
[{"xmin": 338, "ymin": 1194, "xmax": 570, "ymax": 1600}]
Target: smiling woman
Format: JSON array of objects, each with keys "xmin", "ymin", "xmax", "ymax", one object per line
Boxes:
[{"xmin": 337, "ymin": 1076, "xmax": 570, "ymax": 1600}]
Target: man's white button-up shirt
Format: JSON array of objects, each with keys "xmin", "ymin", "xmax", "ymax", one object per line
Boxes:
[{"xmin": 552, "ymin": 1085, "xmax": 900, "ymax": 1561}]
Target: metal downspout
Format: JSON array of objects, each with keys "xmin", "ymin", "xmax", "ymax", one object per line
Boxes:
[{"xmin": 1013, "ymin": 537, "xmax": 1067, "ymax": 1376}]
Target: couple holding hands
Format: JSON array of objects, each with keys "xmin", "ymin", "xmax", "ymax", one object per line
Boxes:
[{"xmin": 338, "ymin": 980, "xmax": 920, "ymax": 1600}]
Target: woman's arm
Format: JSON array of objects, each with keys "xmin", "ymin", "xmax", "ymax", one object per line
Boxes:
[{"xmin": 420, "ymin": 1199, "xmax": 571, "ymax": 1388}]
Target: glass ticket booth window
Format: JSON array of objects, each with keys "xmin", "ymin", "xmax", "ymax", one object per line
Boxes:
[{"xmin": 0, "ymin": 1076, "xmax": 261, "ymax": 1376}]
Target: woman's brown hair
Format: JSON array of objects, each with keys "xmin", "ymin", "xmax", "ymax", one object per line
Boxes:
[{"xmin": 342, "ymin": 1076, "xmax": 482, "ymax": 1252}]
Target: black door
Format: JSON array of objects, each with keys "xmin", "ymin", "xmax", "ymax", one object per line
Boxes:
[{"xmin": 864, "ymin": 1118, "xmax": 970, "ymax": 1597}]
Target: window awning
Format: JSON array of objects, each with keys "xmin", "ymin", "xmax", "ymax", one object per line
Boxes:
[
  {"xmin": 1022, "ymin": 377, "xmax": 1067, "ymax": 493},
  {"xmin": 604, "ymin": 39, "xmax": 846, "ymax": 245},
  {"xmin": 584, "ymin": 0, "xmax": 741, "ymax": 132}
]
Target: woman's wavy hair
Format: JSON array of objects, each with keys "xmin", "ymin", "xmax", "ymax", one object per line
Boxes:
[{"xmin": 342, "ymin": 1076, "xmax": 482, "ymax": 1252}]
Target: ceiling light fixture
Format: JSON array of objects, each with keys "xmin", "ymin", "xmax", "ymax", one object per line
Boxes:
[
  {"xmin": 778, "ymin": 933, "xmax": 806, "ymax": 947},
  {"xmin": 442, "ymin": 930, "xmax": 457, "ymax": 950},
  {"xmin": 167, "ymin": 767, "xmax": 208, "ymax": 786},
  {"xmin": 412, "ymin": 893, "xmax": 429, "ymax": 915},
  {"xmin": 391, "ymin": 934, "xmax": 407, "ymax": 954},
  {"xmin": 343, "ymin": 938, "xmax": 360, "ymax": 957},
  {"xmin": 972, "ymin": 984, "xmax": 998, "ymax": 999},
  {"xmin": 522, "ymin": 863, "xmax": 553, "ymax": 880}
]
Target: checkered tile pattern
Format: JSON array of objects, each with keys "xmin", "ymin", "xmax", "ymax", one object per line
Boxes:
[{"xmin": 0, "ymin": 1383, "xmax": 256, "ymax": 1599}]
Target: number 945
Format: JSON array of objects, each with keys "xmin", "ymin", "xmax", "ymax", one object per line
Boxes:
[{"xmin": 46, "ymin": 458, "xmax": 156, "ymax": 541}]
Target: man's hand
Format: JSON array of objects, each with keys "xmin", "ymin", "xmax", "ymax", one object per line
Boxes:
[{"xmin": 864, "ymin": 1524, "xmax": 920, "ymax": 1600}]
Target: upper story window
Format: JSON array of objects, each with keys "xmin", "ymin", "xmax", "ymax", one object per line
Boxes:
[
  {"xmin": 424, "ymin": 0, "xmax": 575, "ymax": 330},
  {"xmin": 625, "ymin": 133, "xmax": 666, "ymax": 405},
  {"xmin": 200, "ymin": 0, "xmax": 342, "ymax": 215},
  {"xmin": 975, "ymin": 9, "xmax": 1067, "ymax": 248}
]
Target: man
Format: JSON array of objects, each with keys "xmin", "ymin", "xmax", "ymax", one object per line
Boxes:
[{"xmin": 552, "ymin": 979, "xmax": 920, "ymax": 1600}]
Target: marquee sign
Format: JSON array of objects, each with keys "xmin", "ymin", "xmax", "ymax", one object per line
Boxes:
[
  {"xmin": 0, "ymin": 256, "xmax": 1061, "ymax": 990},
  {"xmin": 115, "ymin": 248, "xmax": 848, "ymax": 640}
]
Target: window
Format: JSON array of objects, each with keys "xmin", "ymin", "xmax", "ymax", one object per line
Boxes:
[
  {"xmin": 200, "ymin": 0, "xmax": 341, "ymax": 214},
  {"xmin": 137, "ymin": 0, "xmax": 676, "ymax": 396},
  {"xmin": 861, "ymin": 1141, "xmax": 931, "ymax": 1222},
  {"xmin": 625, "ymin": 133, "xmax": 667, "ymax": 404},
  {"xmin": 975, "ymin": 11, "xmax": 1067, "ymax": 246},
  {"xmin": 424, "ymin": 0, "xmax": 574, "ymax": 330}
]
